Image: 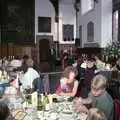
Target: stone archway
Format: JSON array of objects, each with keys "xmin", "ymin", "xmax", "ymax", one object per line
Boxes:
[{"xmin": 36, "ymin": 35, "xmax": 53, "ymax": 72}]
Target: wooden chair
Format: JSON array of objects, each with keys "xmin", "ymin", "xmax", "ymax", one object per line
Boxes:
[
  {"xmin": 114, "ymin": 98, "xmax": 120, "ymax": 120},
  {"xmin": 108, "ymin": 71, "xmax": 120, "ymax": 98}
]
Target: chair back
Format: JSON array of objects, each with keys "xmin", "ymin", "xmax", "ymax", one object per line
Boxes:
[
  {"xmin": 114, "ymin": 99, "xmax": 120, "ymax": 120},
  {"xmin": 112, "ymin": 70, "xmax": 118, "ymax": 79},
  {"xmin": 32, "ymin": 77, "xmax": 44, "ymax": 93}
]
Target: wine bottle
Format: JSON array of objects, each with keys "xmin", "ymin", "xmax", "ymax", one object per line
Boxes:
[
  {"xmin": 44, "ymin": 93, "xmax": 50, "ymax": 111},
  {"xmin": 37, "ymin": 93, "xmax": 44, "ymax": 111},
  {"xmin": 31, "ymin": 91, "xmax": 38, "ymax": 107}
]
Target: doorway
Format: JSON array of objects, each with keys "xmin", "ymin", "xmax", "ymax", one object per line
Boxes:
[{"xmin": 39, "ymin": 39, "xmax": 50, "ymax": 61}]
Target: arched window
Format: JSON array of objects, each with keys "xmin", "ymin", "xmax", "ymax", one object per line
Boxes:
[
  {"xmin": 87, "ymin": 21, "xmax": 94, "ymax": 42},
  {"xmin": 113, "ymin": 10, "xmax": 118, "ymax": 41}
]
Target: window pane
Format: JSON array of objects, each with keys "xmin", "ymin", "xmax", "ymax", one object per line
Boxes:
[
  {"xmin": 87, "ymin": 21, "xmax": 94, "ymax": 42},
  {"xmin": 113, "ymin": 11, "xmax": 118, "ymax": 41}
]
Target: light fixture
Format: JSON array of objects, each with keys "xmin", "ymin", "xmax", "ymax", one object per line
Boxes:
[{"xmin": 94, "ymin": 0, "xmax": 98, "ymax": 3}]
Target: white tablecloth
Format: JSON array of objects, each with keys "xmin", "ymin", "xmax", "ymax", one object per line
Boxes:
[{"xmin": 23, "ymin": 102, "xmax": 87, "ymax": 120}]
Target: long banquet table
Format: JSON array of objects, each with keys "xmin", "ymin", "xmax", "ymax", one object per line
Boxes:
[{"xmin": 1, "ymin": 94, "xmax": 87, "ymax": 120}]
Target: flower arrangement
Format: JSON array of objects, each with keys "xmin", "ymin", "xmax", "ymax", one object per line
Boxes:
[{"xmin": 103, "ymin": 41, "xmax": 120, "ymax": 62}]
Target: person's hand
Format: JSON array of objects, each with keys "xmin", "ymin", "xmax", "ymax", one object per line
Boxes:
[
  {"xmin": 74, "ymin": 97, "xmax": 83, "ymax": 111},
  {"xmin": 10, "ymin": 79, "xmax": 17, "ymax": 88},
  {"xmin": 74, "ymin": 97, "xmax": 83, "ymax": 105},
  {"xmin": 78, "ymin": 97, "xmax": 84, "ymax": 104},
  {"xmin": 75, "ymin": 104, "xmax": 88, "ymax": 113}
]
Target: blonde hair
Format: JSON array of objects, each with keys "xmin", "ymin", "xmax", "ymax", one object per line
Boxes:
[
  {"xmin": 91, "ymin": 74, "xmax": 107, "ymax": 90},
  {"xmin": 87, "ymin": 108, "xmax": 107, "ymax": 120}
]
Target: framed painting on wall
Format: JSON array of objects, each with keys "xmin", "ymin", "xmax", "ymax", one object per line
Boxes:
[
  {"xmin": 63, "ymin": 24, "xmax": 74, "ymax": 41},
  {"xmin": 38, "ymin": 17, "xmax": 51, "ymax": 33}
]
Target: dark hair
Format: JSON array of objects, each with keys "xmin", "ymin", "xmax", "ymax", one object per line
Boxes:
[
  {"xmin": 14, "ymin": 56, "xmax": 20, "ymax": 60},
  {"xmin": 62, "ymin": 66, "xmax": 78, "ymax": 79},
  {"xmin": 0, "ymin": 102, "xmax": 10, "ymax": 120},
  {"xmin": 23, "ymin": 55, "xmax": 29, "ymax": 60}
]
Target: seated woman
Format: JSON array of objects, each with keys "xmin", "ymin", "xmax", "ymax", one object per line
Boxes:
[
  {"xmin": 87, "ymin": 108, "xmax": 107, "ymax": 120},
  {"xmin": 83, "ymin": 58, "xmax": 96, "ymax": 93},
  {"xmin": 56, "ymin": 66, "xmax": 79, "ymax": 97},
  {"xmin": 74, "ymin": 74, "xmax": 113, "ymax": 120},
  {"xmin": 0, "ymin": 71, "xmax": 19, "ymax": 97},
  {"xmin": 4, "ymin": 72, "xmax": 18, "ymax": 95}
]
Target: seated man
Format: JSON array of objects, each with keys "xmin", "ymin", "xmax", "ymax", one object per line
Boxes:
[{"xmin": 74, "ymin": 74, "xmax": 113, "ymax": 120}]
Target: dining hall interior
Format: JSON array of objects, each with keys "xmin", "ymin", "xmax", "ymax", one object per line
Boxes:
[{"xmin": 0, "ymin": 0, "xmax": 120, "ymax": 120}]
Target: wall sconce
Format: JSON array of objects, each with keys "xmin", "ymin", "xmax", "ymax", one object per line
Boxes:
[{"xmin": 94, "ymin": 0, "xmax": 98, "ymax": 3}]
